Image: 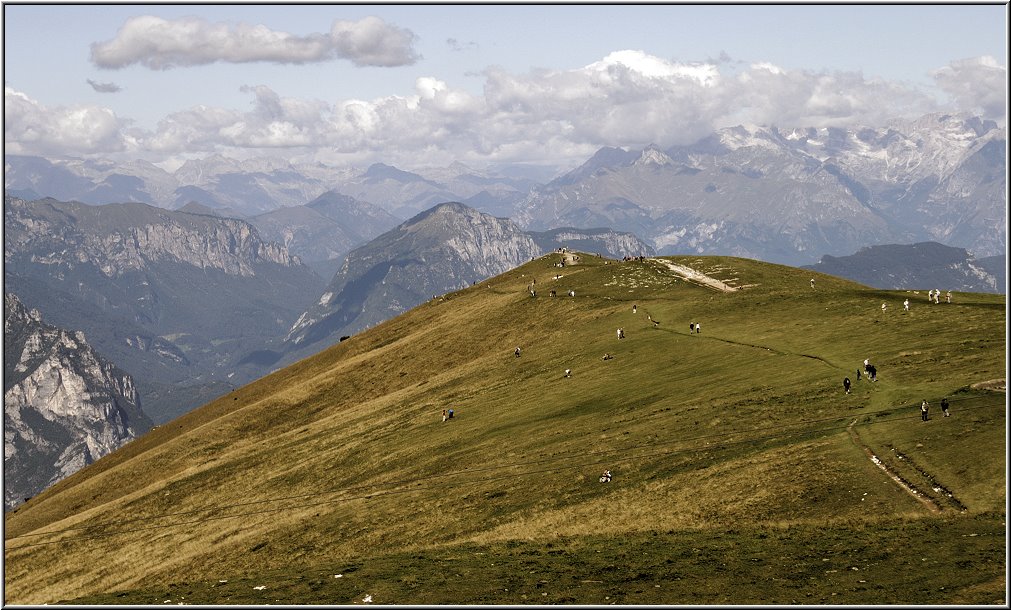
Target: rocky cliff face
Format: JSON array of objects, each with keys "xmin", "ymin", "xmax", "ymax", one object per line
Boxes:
[
  {"xmin": 4, "ymin": 292, "xmax": 152, "ymax": 510},
  {"xmin": 4, "ymin": 196, "xmax": 326, "ymax": 423}
]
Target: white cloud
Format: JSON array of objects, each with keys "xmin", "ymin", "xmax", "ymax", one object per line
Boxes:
[
  {"xmin": 90, "ymin": 15, "xmax": 417, "ymax": 69},
  {"xmin": 4, "ymin": 86, "xmax": 130, "ymax": 155},
  {"xmin": 931, "ymin": 56, "xmax": 1006, "ymax": 120},
  {"xmin": 7, "ymin": 52, "xmax": 1001, "ymax": 169},
  {"xmin": 330, "ymin": 16, "xmax": 419, "ymax": 67}
]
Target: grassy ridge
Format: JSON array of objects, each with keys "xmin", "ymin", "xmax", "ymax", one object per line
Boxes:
[{"xmin": 4, "ymin": 253, "xmax": 1005, "ymax": 604}]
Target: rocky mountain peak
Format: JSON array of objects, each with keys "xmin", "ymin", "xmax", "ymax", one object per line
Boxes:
[
  {"xmin": 634, "ymin": 145, "xmax": 675, "ymax": 167},
  {"xmin": 4, "ymin": 292, "xmax": 153, "ymax": 510}
]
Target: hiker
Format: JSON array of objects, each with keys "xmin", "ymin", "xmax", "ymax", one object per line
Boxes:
[
  {"xmin": 695, "ymin": 322, "xmax": 701, "ymax": 334},
  {"xmin": 927, "ymin": 289, "xmax": 934, "ymax": 302},
  {"xmin": 442, "ymin": 409, "xmax": 447, "ymax": 422},
  {"xmin": 690, "ymin": 323, "xmax": 695, "ymax": 333},
  {"xmin": 904, "ymin": 299, "xmax": 909, "ymax": 311},
  {"xmin": 920, "ymin": 400, "xmax": 929, "ymax": 421},
  {"xmin": 549, "ymin": 290, "xmax": 556, "ymax": 297},
  {"xmin": 599, "ymin": 469, "xmax": 612, "ymax": 483},
  {"xmin": 843, "ymin": 377, "xmax": 851, "ymax": 394},
  {"xmin": 810, "ymin": 278, "xmax": 815, "ymax": 289},
  {"xmin": 881, "ymin": 303, "xmax": 887, "ymax": 312},
  {"xmin": 632, "ymin": 304, "xmax": 637, "ymax": 313},
  {"xmin": 934, "ymin": 289, "xmax": 940, "ymax": 304},
  {"xmin": 867, "ymin": 364, "xmax": 877, "ymax": 382},
  {"xmin": 940, "ymin": 397, "xmax": 950, "ymax": 417},
  {"xmin": 946, "ymin": 291, "xmax": 951, "ymax": 304},
  {"xmin": 515, "ymin": 346, "xmax": 521, "ymax": 357},
  {"xmin": 448, "ymin": 409, "xmax": 454, "ymax": 419},
  {"xmin": 856, "ymin": 368, "xmax": 861, "ymax": 381}
]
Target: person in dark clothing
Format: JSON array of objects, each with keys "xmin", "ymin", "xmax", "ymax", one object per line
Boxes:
[
  {"xmin": 920, "ymin": 400, "xmax": 929, "ymax": 421},
  {"xmin": 856, "ymin": 368, "xmax": 861, "ymax": 381},
  {"xmin": 843, "ymin": 377, "xmax": 851, "ymax": 394},
  {"xmin": 940, "ymin": 397, "xmax": 950, "ymax": 417},
  {"xmin": 867, "ymin": 365, "xmax": 877, "ymax": 382}
]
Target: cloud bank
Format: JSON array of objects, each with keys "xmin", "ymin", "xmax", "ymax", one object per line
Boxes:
[
  {"xmin": 90, "ymin": 15, "xmax": 418, "ymax": 69},
  {"xmin": 7, "ymin": 51, "xmax": 1006, "ymax": 168}
]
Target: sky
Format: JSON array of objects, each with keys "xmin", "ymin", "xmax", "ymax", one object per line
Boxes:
[{"xmin": 3, "ymin": 3, "xmax": 1008, "ymax": 172}]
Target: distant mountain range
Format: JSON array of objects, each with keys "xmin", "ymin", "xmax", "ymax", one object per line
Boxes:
[
  {"xmin": 6, "ymin": 112, "xmax": 1003, "ymax": 267},
  {"xmin": 514, "ymin": 113, "xmax": 1005, "ymax": 265},
  {"xmin": 246, "ymin": 190, "xmax": 402, "ymax": 267},
  {"xmin": 4, "ymin": 196, "xmax": 325, "ymax": 422},
  {"xmin": 4, "ymin": 292, "xmax": 152, "ymax": 511},
  {"xmin": 803, "ymin": 242, "xmax": 1005, "ymax": 294}
]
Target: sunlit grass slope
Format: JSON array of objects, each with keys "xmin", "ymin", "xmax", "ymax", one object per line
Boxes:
[{"xmin": 5, "ymin": 253, "xmax": 1006, "ymax": 604}]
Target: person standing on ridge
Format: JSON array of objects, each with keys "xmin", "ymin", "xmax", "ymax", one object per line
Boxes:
[
  {"xmin": 920, "ymin": 400, "xmax": 929, "ymax": 421},
  {"xmin": 940, "ymin": 397, "xmax": 950, "ymax": 417}
]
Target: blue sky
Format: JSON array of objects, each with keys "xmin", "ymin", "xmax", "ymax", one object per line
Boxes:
[{"xmin": 3, "ymin": 3, "xmax": 1007, "ymax": 171}]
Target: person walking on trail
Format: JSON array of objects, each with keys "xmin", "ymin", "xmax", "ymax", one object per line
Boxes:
[
  {"xmin": 946, "ymin": 291, "xmax": 951, "ymax": 304},
  {"xmin": 811, "ymin": 278, "xmax": 815, "ymax": 289},
  {"xmin": 940, "ymin": 397, "xmax": 950, "ymax": 417},
  {"xmin": 920, "ymin": 400, "xmax": 929, "ymax": 421},
  {"xmin": 695, "ymin": 322, "xmax": 701, "ymax": 334},
  {"xmin": 632, "ymin": 304, "xmax": 637, "ymax": 313},
  {"xmin": 904, "ymin": 299, "xmax": 909, "ymax": 311},
  {"xmin": 867, "ymin": 364, "xmax": 877, "ymax": 382},
  {"xmin": 442, "ymin": 409, "xmax": 448, "ymax": 422},
  {"xmin": 934, "ymin": 289, "xmax": 940, "ymax": 304},
  {"xmin": 843, "ymin": 377, "xmax": 851, "ymax": 394},
  {"xmin": 856, "ymin": 368, "xmax": 861, "ymax": 381},
  {"xmin": 690, "ymin": 323, "xmax": 695, "ymax": 333}
]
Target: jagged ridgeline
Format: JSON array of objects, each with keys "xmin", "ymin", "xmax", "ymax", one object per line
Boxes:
[{"xmin": 4, "ymin": 253, "xmax": 1005, "ymax": 604}]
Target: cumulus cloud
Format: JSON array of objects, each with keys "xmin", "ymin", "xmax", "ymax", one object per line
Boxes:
[
  {"xmin": 7, "ymin": 51, "xmax": 1001, "ymax": 168},
  {"xmin": 4, "ymin": 86, "xmax": 131, "ymax": 155},
  {"xmin": 86, "ymin": 79, "xmax": 122, "ymax": 93},
  {"xmin": 931, "ymin": 56, "xmax": 1006, "ymax": 120},
  {"xmin": 90, "ymin": 15, "xmax": 417, "ymax": 69}
]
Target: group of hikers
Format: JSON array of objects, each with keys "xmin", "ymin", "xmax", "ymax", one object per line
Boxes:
[
  {"xmin": 844, "ymin": 360, "xmax": 952, "ymax": 421},
  {"xmin": 920, "ymin": 397, "xmax": 951, "ymax": 421}
]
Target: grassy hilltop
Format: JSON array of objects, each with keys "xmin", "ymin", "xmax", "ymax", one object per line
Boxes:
[{"xmin": 4, "ymin": 253, "xmax": 1006, "ymax": 605}]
